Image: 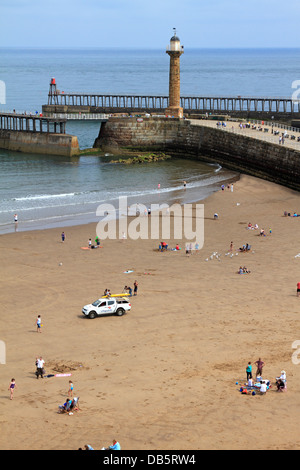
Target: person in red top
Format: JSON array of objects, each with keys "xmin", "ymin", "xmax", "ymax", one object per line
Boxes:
[{"xmin": 297, "ymin": 282, "xmax": 300, "ymax": 297}]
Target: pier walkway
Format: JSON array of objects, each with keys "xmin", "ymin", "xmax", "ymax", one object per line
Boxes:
[{"xmin": 189, "ymin": 118, "xmax": 300, "ymax": 152}]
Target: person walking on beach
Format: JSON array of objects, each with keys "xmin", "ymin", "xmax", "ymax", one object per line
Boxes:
[
  {"xmin": 297, "ymin": 281, "xmax": 300, "ymax": 297},
  {"xmin": 134, "ymin": 280, "xmax": 138, "ymax": 296},
  {"xmin": 246, "ymin": 362, "xmax": 252, "ymax": 381},
  {"xmin": 255, "ymin": 358, "xmax": 265, "ymax": 377},
  {"xmin": 8, "ymin": 378, "xmax": 17, "ymax": 400},
  {"xmin": 14, "ymin": 214, "xmax": 18, "ymax": 223},
  {"xmin": 35, "ymin": 315, "xmax": 42, "ymax": 333},
  {"xmin": 61, "ymin": 232, "xmax": 65, "ymax": 243}
]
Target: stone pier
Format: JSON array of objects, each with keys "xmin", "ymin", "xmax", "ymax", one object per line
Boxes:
[
  {"xmin": 94, "ymin": 116, "xmax": 300, "ymax": 191},
  {"xmin": 0, "ymin": 112, "xmax": 79, "ymax": 156}
]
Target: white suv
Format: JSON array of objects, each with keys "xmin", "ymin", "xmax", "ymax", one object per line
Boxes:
[{"xmin": 82, "ymin": 297, "xmax": 131, "ymax": 319}]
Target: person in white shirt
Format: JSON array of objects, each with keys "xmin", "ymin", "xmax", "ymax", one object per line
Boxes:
[
  {"xmin": 279, "ymin": 371, "xmax": 286, "ymax": 381},
  {"xmin": 248, "ymin": 378, "xmax": 254, "ymax": 387},
  {"xmin": 260, "ymin": 381, "xmax": 267, "ymax": 394},
  {"xmin": 36, "ymin": 356, "xmax": 45, "ymax": 379},
  {"xmin": 36, "ymin": 315, "xmax": 42, "ymax": 333}
]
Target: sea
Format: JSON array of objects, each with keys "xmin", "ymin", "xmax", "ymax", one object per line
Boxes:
[{"xmin": 1, "ymin": 47, "xmax": 300, "ymax": 234}]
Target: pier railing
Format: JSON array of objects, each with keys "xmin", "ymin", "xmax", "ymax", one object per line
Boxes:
[
  {"xmin": 47, "ymin": 91, "xmax": 300, "ymax": 115},
  {"xmin": 181, "ymin": 96, "xmax": 299, "ymax": 114},
  {"xmin": 0, "ymin": 112, "xmax": 67, "ymax": 134},
  {"xmin": 47, "ymin": 113, "xmax": 109, "ymax": 121}
]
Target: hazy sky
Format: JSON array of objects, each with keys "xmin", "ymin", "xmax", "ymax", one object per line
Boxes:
[{"xmin": 0, "ymin": 0, "xmax": 300, "ymax": 49}]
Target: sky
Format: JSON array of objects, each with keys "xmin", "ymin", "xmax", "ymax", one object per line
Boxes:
[{"xmin": 0, "ymin": 0, "xmax": 300, "ymax": 49}]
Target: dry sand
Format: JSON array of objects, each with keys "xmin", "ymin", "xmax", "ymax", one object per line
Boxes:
[{"xmin": 0, "ymin": 174, "xmax": 300, "ymax": 450}]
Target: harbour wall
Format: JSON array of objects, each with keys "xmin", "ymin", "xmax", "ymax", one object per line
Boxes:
[
  {"xmin": 0, "ymin": 130, "xmax": 80, "ymax": 157},
  {"xmin": 94, "ymin": 117, "xmax": 300, "ymax": 191}
]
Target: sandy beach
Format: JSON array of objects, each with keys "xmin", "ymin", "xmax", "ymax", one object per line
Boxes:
[{"xmin": 0, "ymin": 173, "xmax": 300, "ymax": 450}]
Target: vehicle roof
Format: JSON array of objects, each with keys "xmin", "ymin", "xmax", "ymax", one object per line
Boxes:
[{"xmin": 99, "ymin": 297, "xmax": 129, "ymax": 301}]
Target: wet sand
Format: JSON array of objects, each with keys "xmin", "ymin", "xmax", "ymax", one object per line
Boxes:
[{"xmin": 0, "ymin": 174, "xmax": 300, "ymax": 450}]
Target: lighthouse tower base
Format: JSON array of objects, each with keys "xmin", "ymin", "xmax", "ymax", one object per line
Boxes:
[{"xmin": 165, "ymin": 106, "xmax": 184, "ymax": 118}]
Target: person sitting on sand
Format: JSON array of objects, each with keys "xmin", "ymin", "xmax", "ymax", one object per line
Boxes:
[
  {"xmin": 105, "ymin": 439, "xmax": 121, "ymax": 450},
  {"xmin": 161, "ymin": 241, "xmax": 168, "ymax": 251},
  {"xmin": 260, "ymin": 229, "xmax": 265, "ymax": 236},
  {"xmin": 239, "ymin": 244, "xmax": 250, "ymax": 252},
  {"xmin": 276, "ymin": 378, "xmax": 285, "ymax": 392},
  {"xmin": 238, "ymin": 266, "xmax": 243, "ymax": 274},
  {"xmin": 243, "ymin": 266, "xmax": 251, "ymax": 273},
  {"xmin": 260, "ymin": 381, "xmax": 267, "ymax": 395},
  {"xmin": 247, "ymin": 377, "xmax": 254, "ymax": 387},
  {"xmin": 276, "ymin": 370, "xmax": 286, "ymax": 382},
  {"xmin": 59, "ymin": 398, "xmax": 72, "ymax": 413}
]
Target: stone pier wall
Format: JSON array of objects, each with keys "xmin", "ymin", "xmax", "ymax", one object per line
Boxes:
[
  {"xmin": 94, "ymin": 117, "xmax": 300, "ymax": 191},
  {"xmin": 0, "ymin": 130, "xmax": 79, "ymax": 157}
]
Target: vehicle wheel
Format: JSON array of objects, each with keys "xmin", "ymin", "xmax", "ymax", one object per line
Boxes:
[
  {"xmin": 89, "ymin": 311, "xmax": 96, "ymax": 319},
  {"xmin": 116, "ymin": 308, "xmax": 125, "ymax": 316}
]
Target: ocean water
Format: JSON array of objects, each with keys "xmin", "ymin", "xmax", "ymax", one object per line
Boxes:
[
  {"xmin": 0, "ymin": 149, "xmax": 236, "ymax": 233},
  {"xmin": 1, "ymin": 48, "xmax": 299, "ymax": 233}
]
